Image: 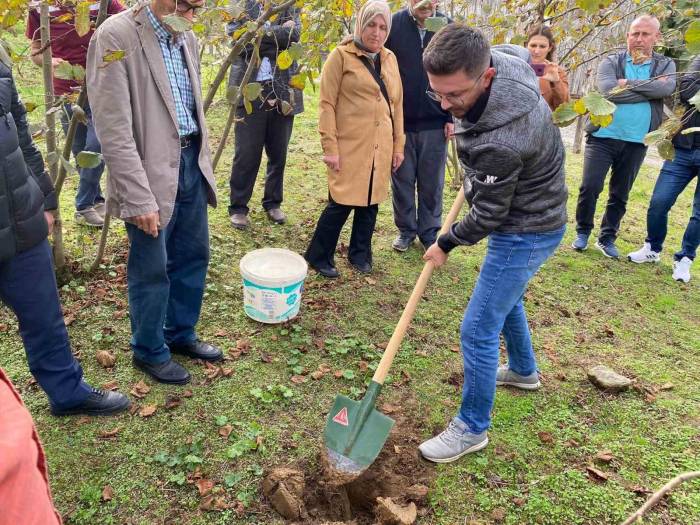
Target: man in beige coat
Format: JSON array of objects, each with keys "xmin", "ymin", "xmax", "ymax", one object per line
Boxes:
[{"xmin": 87, "ymin": 0, "xmax": 222, "ymax": 384}]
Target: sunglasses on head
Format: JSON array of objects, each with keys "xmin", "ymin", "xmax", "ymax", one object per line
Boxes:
[{"xmin": 175, "ymin": 1, "xmax": 202, "ymax": 14}]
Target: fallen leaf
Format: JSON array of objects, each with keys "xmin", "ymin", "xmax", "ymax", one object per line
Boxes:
[
  {"xmin": 631, "ymin": 485, "xmax": 652, "ymax": 496},
  {"xmin": 318, "ymin": 363, "xmax": 332, "ymax": 373},
  {"xmin": 260, "ymin": 352, "xmax": 273, "ymax": 363},
  {"xmin": 164, "ymin": 394, "xmax": 182, "ymax": 410},
  {"xmin": 450, "ymin": 346, "xmax": 460, "ymax": 353},
  {"xmin": 491, "ymin": 507, "xmax": 506, "ymax": 522},
  {"xmin": 586, "ymin": 466, "xmax": 609, "ymax": 482},
  {"xmin": 313, "ymin": 338, "xmax": 325, "ymax": 350},
  {"xmin": 214, "ymin": 329, "xmax": 229, "ymax": 337},
  {"xmin": 537, "ymin": 431, "xmax": 554, "ymax": 444},
  {"xmin": 96, "ymin": 350, "xmax": 116, "ymax": 368},
  {"xmin": 565, "ymin": 439, "xmax": 581, "ymax": 448},
  {"xmin": 182, "ymin": 389, "xmax": 194, "ymax": 398},
  {"xmin": 333, "ymin": 370, "xmax": 343, "ymax": 379},
  {"xmin": 130, "ymin": 380, "xmax": 151, "ymax": 399},
  {"xmin": 101, "ymin": 484, "xmax": 113, "ymax": 501},
  {"xmin": 196, "ymin": 479, "xmax": 214, "ymax": 496},
  {"xmin": 219, "ymin": 424, "xmax": 233, "ymax": 438},
  {"xmin": 595, "ymin": 450, "xmax": 614, "ymax": 463},
  {"xmin": 128, "ymin": 404, "xmax": 139, "ymax": 416},
  {"xmin": 555, "ymin": 372, "xmax": 567, "ymax": 381},
  {"xmin": 203, "ymin": 362, "xmax": 221, "ymax": 380},
  {"xmin": 513, "ymin": 497, "xmax": 526, "ymax": 507},
  {"xmin": 364, "ymin": 277, "xmax": 377, "ymax": 285},
  {"xmin": 290, "ymin": 375, "xmax": 307, "ymax": 384},
  {"xmin": 604, "ymin": 326, "xmax": 615, "ymax": 338},
  {"xmin": 659, "ymin": 383, "xmax": 674, "ymax": 391},
  {"xmin": 200, "ymin": 495, "xmax": 228, "ymax": 511},
  {"xmin": 76, "ymin": 416, "xmax": 91, "ymax": 425},
  {"xmin": 101, "ymin": 380, "xmax": 119, "ymax": 391},
  {"xmin": 255, "ymin": 435, "xmax": 264, "ymax": 447},
  {"xmin": 98, "ymin": 427, "xmax": 121, "ymax": 439},
  {"xmin": 394, "ymin": 445, "xmax": 401, "ymax": 454},
  {"xmin": 358, "ymin": 360, "xmax": 369, "ymax": 372},
  {"xmin": 310, "ymin": 370, "xmax": 324, "ymax": 380},
  {"xmin": 139, "ymin": 404, "xmax": 157, "ymax": 417},
  {"xmin": 380, "ymin": 403, "xmax": 398, "ymax": 414},
  {"xmin": 221, "ymin": 367, "xmax": 234, "ymax": 377}
]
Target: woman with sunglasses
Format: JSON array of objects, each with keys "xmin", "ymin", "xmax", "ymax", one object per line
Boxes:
[{"xmin": 305, "ymin": 1, "xmax": 405, "ymax": 278}]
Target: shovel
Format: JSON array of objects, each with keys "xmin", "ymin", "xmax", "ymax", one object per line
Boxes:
[{"xmin": 323, "ymin": 188, "xmax": 466, "ymax": 482}]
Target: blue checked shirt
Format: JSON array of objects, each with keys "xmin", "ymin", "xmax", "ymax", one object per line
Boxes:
[{"xmin": 146, "ymin": 7, "xmax": 199, "ymax": 137}]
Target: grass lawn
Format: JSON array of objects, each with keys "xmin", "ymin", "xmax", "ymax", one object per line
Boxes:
[{"xmin": 1, "ymin": 32, "xmax": 699, "ymax": 525}]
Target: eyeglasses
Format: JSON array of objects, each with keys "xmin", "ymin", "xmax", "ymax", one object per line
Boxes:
[
  {"xmin": 426, "ymin": 69, "xmax": 486, "ymax": 104},
  {"xmin": 175, "ymin": 1, "xmax": 202, "ymax": 14}
]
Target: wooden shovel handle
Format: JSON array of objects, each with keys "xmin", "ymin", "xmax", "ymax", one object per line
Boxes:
[{"xmin": 372, "ymin": 188, "xmax": 466, "ymax": 385}]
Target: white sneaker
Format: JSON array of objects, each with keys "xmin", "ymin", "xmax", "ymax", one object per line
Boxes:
[
  {"xmin": 627, "ymin": 243, "xmax": 660, "ymax": 264},
  {"xmin": 672, "ymin": 257, "xmax": 692, "ymax": 283}
]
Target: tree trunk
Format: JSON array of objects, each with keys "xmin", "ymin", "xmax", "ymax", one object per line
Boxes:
[{"xmin": 40, "ymin": 3, "xmax": 65, "ymax": 269}]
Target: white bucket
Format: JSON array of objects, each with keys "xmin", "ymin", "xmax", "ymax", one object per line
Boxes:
[{"xmin": 239, "ymin": 248, "xmax": 308, "ymax": 324}]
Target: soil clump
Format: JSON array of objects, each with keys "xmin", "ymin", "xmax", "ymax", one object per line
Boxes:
[{"xmin": 263, "ymin": 396, "xmax": 435, "ymax": 524}]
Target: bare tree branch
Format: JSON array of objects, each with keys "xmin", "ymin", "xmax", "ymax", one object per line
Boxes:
[{"xmin": 621, "ymin": 471, "xmax": 700, "ymax": 525}]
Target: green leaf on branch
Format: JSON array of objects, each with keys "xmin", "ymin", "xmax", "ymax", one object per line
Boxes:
[
  {"xmin": 289, "ymin": 74, "xmax": 305, "ymax": 91},
  {"xmin": 76, "ymin": 151, "xmax": 102, "ymax": 169},
  {"xmin": 576, "ymin": 0, "xmax": 599, "ymax": 14},
  {"xmin": 60, "ymin": 156, "xmax": 77, "ymax": 175},
  {"xmin": 657, "ymin": 140, "xmax": 675, "ymax": 161},
  {"xmin": 276, "ymin": 50, "xmax": 293, "ymax": 70},
  {"xmin": 573, "ymin": 98, "xmax": 587, "ymax": 115},
  {"xmin": 552, "ymin": 101, "xmax": 578, "ymax": 127},
  {"xmin": 589, "ymin": 113, "xmax": 613, "ymax": 128},
  {"xmin": 685, "ymin": 20, "xmax": 700, "ymax": 54},
  {"xmin": 583, "ymin": 91, "xmax": 616, "ymax": 116},
  {"xmin": 643, "ymin": 129, "xmax": 667, "ymax": 146},
  {"xmin": 424, "ymin": 16, "xmax": 448, "ymax": 33},
  {"xmin": 24, "ymin": 101, "xmax": 37, "ymax": 113},
  {"xmin": 75, "ymin": 1, "xmax": 91, "ymax": 37},
  {"xmin": 226, "ymin": 85, "xmax": 240, "ymax": 104},
  {"xmin": 288, "ymin": 42, "xmax": 303, "ymax": 61},
  {"xmin": 279, "ymin": 100, "xmax": 293, "ymax": 116},
  {"xmin": 102, "ymin": 49, "xmax": 126, "ymax": 63},
  {"xmin": 54, "ymin": 62, "xmax": 86, "ymax": 82},
  {"xmin": 681, "ymin": 127, "xmax": 700, "ymax": 135},
  {"xmin": 244, "ymin": 99, "xmax": 253, "ymax": 115},
  {"xmin": 162, "ymin": 14, "xmax": 193, "ymax": 33},
  {"xmin": 243, "ymin": 82, "xmax": 262, "ymax": 101}
]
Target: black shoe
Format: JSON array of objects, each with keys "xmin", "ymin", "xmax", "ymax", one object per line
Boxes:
[
  {"xmin": 168, "ymin": 340, "xmax": 223, "ymax": 362},
  {"xmin": 309, "ymin": 262, "xmax": 339, "ymax": 278},
  {"xmin": 133, "ymin": 357, "xmax": 191, "ymax": 385},
  {"xmin": 51, "ymin": 388, "xmax": 131, "ymax": 417},
  {"xmin": 350, "ymin": 260, "xmax": 372, "ymax": 274}
]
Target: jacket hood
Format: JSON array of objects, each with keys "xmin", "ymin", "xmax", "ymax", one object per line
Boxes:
[{"xmin": 457, "ymin": 44, "xmax": 541, "ymax": 134}]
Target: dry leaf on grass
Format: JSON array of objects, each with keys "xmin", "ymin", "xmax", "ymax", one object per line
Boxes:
[
  {"xmin": 101, "ymin": 485, "xmax": 113, "ymax": 501},
  {"xmin": 196, "ymin": 479, "xmax": 214, "ymax": 496},
  {"xmin": 164, "ymin": 395, "xmax": 182, "ymax": 410},
  {"xmin": 97, "ymin": 428, "xmax": 121, "ymax": 439},
  {"xmin": 139, "ymin": 404, "xmax": 157, "ymax": 417},
  {"xmin": 96, "ymin": 350, "xmax": 116, "ymax": 368},
  {"xmin": 130, "ymin": 380, "xmax": 151, "ymax": 399},
  {"xmin": 586, "ymin": 466, "xmax": 609, "ymax": 482},
  {"xmin": 101, "ymin": 380, "xmax": 119, "ymax": 391}
]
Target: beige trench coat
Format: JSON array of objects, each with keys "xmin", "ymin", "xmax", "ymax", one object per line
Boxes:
[
  {"xmin": 86, "ymin": 4, "xmax": 216, "ymax": 228},
  {"xmin": 318, "ymin": 42, "xmax": 405, "ymax": 207}
]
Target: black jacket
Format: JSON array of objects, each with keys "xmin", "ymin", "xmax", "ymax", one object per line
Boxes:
[
  {"xmin": 673, "ymin": 55, "xmax": 700, "ymax": 151},
  {"xmin": 227, "ymin": 0, "xmax": 304, "ymax": 115},
  {"xmin": 0, "ymin": 61, "xmax": 55, "ymax": 263},
  {"xmin": 384, "ymin": 9, "xmax": 452, "ymax": 132},
  {"xmin": 438, "ymin": 46, "xmax": 568, "ymax": 252}
]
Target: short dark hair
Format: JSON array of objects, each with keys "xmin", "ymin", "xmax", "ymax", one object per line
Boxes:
[
  {"xmin": 526, "ymin": 24, "xmax": 557, "ymax": 61},
  {"xmin": 423, "ymin": 23, "xmax": 490, "ymax": 78}
]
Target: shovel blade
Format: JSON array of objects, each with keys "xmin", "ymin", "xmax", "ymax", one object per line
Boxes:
[{"xmin": 323, "ymin": 395, "xmax": 394, "ymax": 474}]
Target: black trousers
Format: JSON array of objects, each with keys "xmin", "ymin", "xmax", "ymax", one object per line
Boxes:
[
  {"xmin": 304, "ymin": 198, "xmax": 379, "ymax": 268},
  {"xmin": 229, "ymin": 102, "xmax": 295, "ymax": 215},
  {"xmin": 575, "ymin": 135, "xmax": 648, "ymax": 243}
]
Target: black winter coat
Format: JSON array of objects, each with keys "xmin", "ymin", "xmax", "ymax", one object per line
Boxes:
[
  {"xmin": 673, "ymin": 55, "xmax": 700, "ymax": 151},
  {"xmin": 0, "ymin": 60, "xmax": 55, "ymax": 263}
]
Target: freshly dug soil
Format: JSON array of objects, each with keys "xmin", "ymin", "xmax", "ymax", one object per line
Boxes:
[{"xmin": 264, "ymin": 397, "xmax": 435, "ymax": 524}]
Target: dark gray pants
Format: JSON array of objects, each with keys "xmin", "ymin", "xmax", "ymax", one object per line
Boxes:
[
  {"xmin": 575, "ymin": 135, "xmax": 647, "ymax": 244},
  {"xmin": 229, "ymin": 104, "xmax": 294, "ymax": 215},
  {"xmin": 391, "ymin": 128, "xmax": 447, "ymax": 246}
]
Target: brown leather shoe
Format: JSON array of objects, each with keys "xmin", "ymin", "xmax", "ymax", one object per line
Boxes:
[
  {"xmin": 266, "ymin": 208, "xmax": 286, "ymax": 224},
  {"xmin": 230, "ymin": 213, "xmax": 249, "ymax": 230}
]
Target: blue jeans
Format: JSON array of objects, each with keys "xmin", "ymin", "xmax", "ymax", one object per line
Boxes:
[
  {"xmin": 391, "ymin": 128, "xmax": 447, "ymax": 246},
  {"xmin": 61, "ymin": 102, "xmax": 105, "ymax": 211},
  {"xmin": 645, "ymin": 147, "xmax": 700, "ymax": 261},
  {"xmin": 458, "ymin": 227, "xmax": 565, "ymax": 433},
  {"xmin": 0, "ymin": 240, "xmax": 91, "ymax": 409},
  {"xmin": 125, "ymin": 141, "xmax": 210, "ymax": 364}
]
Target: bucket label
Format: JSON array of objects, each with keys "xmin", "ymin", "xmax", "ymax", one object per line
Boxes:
[
  {"xmin": 332, "ymin": 407, "xmax": 349, "ymax": 426},
  {"xmin": 242, "ymin": 278, "xmax": 304, "ymax": 324}
]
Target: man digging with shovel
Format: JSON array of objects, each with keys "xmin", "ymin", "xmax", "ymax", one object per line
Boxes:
[{"xmin": 418, "ymin": 24, "xmax": 568, "ymax": 463}]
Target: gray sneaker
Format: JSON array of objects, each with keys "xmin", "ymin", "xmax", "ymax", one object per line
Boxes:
[
  {"xmin": 75, "ymin": 207, "xmax": 104, "ymax": 227},
  {"xmin": 93, "ymin": 201, "xmax": 106, "ymax": 219},
  {"xmin": 495, "ymin": 365, "xmax": 541, "ymax": 390},
  {"xmin": 230, "ymin": 213, "xmax": 250, "ymax": 230},
  {"xmin": 392, "ymin": 235, "xmax": 414, "ymax": 252},
  {"xmin": 418, "ymin": 417, "xmax": 488, "ymax": 463}
]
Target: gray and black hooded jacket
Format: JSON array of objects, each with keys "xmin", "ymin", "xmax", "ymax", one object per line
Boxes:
[
  {"xmin": 439, "ymin": 45, "xmax": 568, "ymax": 251},
  {"xmin": 0, "ymin": 60, "xmax": 55, "ymax": 263}
]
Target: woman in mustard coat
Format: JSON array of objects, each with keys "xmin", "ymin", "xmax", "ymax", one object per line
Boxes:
[{"xmin": 304, "ymin": 0, "xmax": 405, "ymax": 278}]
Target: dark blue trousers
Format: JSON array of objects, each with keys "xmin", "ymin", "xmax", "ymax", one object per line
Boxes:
[
  {"xmin": 0, "ymin": 240, "xmax": 91, "ymax": 409},
  {"xmin": 125, "ymin": 141, "xmax": 210, "ymax": 364}
]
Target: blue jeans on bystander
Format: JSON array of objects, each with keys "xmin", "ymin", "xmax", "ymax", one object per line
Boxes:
[
  {"xmin": 125, "ymin": 140, "xmax": 210, "ymax": 365},
  {"xmin": 645, "ymin": 147, "xmax": 700, "ymax": 261},
  {"xmin": 458, "ymin": 226, "xmax": 565, "ymax": 433},
  {"xmin": 0, "ymin": 240, "xmax": 92, "ymax": 409}
]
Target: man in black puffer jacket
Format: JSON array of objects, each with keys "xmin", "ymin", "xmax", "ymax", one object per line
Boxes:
[{"xmin": 0, "ymin": 58, "xmax": 129, "ymax": 416}]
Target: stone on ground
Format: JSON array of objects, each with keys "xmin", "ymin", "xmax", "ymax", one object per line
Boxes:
[
  {"xmin": 262, "ymin": 467, "xmax": 305, "ymax": 520},
  {"xmin": 587, "ymin": 365, "xmax": 632, "ymax": 393},
  {"xmin": 376, "ymin": 497, "xmax": 417, "ymax": 525}
]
